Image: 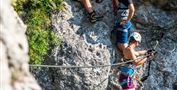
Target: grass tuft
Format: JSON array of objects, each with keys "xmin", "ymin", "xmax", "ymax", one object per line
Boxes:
[{"xmin": 12, "ymin": 0, "xmax": 63, "ymax": 64}]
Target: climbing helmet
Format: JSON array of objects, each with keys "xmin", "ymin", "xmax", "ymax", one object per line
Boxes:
[{"xmin": 130, "ymin": 32, "xmax": 142, "ymax": 43}]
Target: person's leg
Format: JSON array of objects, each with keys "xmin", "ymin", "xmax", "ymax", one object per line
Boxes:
[
  {"xmin": 79, "ymin": 0, "xmax": 103, "ymax": 23},
  {"xmin": 116, "ymin": 30, "xmax": 129, "ymax": 53},
  {"xmin": 81, "ymin": 0, "xmax": 93, "ymax": 13},
  {"xmin": 117, "ymin": 43, "xmax": 128, "ymax": 53}
]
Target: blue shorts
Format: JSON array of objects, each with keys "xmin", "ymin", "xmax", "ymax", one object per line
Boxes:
[
  {"xmin": 114, "ymin": 21, "xmax": 132, "ymax": 30},
  {"xmin": 116, "ymin": 30, "xmax": 128, "ymax": 44},
  {"xmin": 114, "ymin": 21, "xmax": 132, "ymax": 44}
]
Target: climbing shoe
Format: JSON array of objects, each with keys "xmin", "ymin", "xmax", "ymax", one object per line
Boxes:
[{"xmin": 89, "ymin": 11, "xmax": 103, "ymax": 23}]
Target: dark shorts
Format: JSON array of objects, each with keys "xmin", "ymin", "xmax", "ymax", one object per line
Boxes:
[{"xmin": 114, "ymin": 21, "xmax": 132, "ymax": 44}]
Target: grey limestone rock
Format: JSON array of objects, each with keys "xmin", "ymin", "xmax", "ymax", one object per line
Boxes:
[{"xmin": 33, "ymin": 0, "xmax": 177, "ymax": 90}]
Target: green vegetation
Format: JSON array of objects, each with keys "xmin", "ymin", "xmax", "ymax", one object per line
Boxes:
[{"xmin": 12, "ymin": 0, "xmax": 63, "ymax": 64}]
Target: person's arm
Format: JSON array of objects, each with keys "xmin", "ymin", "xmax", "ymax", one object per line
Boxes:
[
  {"xmin": 137, "ymin": 50, "xmax": 147, "ymax": 55},
  {"xmin": 134, "ymin": 58, "xmax": 147, "ymax": 66},
  {"xmin": 130, "ymin": 49, "xmax": 147, "ymax": 66},
  {"xmin": 120, "ymin": 3, "xmax": 135, "ymax": 25},
  {"xmin": 127, "ymin": 3, "xmax": 135, "ymax": 21}
]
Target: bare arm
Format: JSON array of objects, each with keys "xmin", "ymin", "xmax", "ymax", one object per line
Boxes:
[
  {"xmin": 134, "ymin": 58, "xmax": 147, "ymax": 66},
  {"xmin": 127, "ymin": 3, "xmax": 135, "ymax": 21},
  {"xmin": 130, "ymin": 49, "xmax": 147, "ymax": 66},
  {"xmin": 120, "ymin": 3, "xmax": 135, "ymax": 25},
  {"xmin": 137, "ymin": 50, "xmax": 147, "ymax": 55},
  {"xmin": 134, "ymin": 49, "xmax": 147, "ymax": 56}
]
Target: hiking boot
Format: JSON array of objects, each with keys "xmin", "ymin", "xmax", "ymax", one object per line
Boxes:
[{"xmin": 89, "ymin": 11, "xmax": 103, "ymax": 23}]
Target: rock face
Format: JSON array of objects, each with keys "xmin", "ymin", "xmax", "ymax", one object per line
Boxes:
[
  {"xmin": 134, "ymin": 1, "xmax": 177, "ymax": 90},
  {"xmin": 33, "ymin": 0, "xmax": 177, "ymax": 90},
  {"xmin": 148, "ymin": 0, "xmax": 177, "ymax": 10},
  {"xmin": 0, "ymin": 0, "xmax": 41, "ymax": 90}
]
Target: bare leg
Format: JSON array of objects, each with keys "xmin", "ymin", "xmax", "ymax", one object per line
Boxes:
[
  {"xmin": 81, "ymin": 0, "xmax": 93, "ymax": 13},
  {"xmin": 77, "ymin": 0, "xmax": 103, "ymax": 23},
  {"xmin": 117, "ymin": 43, "xmax": 128, "ymax": 53}
]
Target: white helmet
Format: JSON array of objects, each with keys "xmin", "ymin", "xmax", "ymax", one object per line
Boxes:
[{"xmin": 130, "ymin": 32, "xmax": 142, "ymax": 42}]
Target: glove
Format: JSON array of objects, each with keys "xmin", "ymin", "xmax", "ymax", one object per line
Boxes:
[
  {"xmin": 146, "ymin": 49, "xmax": 156, "ymax": 59},
  {"xmin": 147, "ymin": 49, "xmax": 155, "ymax": 54}
]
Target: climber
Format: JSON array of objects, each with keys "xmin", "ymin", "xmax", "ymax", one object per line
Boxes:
[
  {"xmin": 111, "ymin": 0, "xmax": 135, "ymax": 52},
  {"xmin": 118, "ymin": 32, "xmax": 155, "ymax": 90},
  {"xmin": 73, "ymin": 0, "xmax": 103, "ymax": 23}
]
